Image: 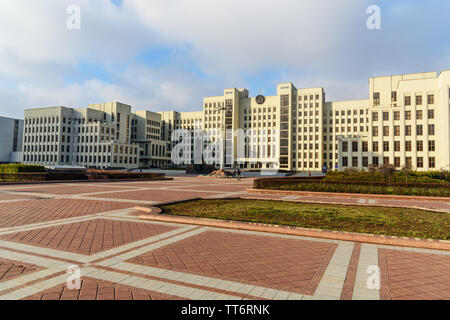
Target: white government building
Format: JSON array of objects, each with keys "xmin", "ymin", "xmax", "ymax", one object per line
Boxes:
[{"xmin": 19, "ymin": 70, "xmax": 450, "ymax": 172}]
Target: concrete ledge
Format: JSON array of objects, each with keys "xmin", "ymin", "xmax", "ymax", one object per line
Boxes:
[
  {"xmin": 136, "ymin": 207, "xmax": 450, "ymax": 251},
  {"xmin": 246, "ymin": 188, "xmax": 450, "ymax": 203}
]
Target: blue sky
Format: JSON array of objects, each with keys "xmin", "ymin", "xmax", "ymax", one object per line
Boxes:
[{"xmin": 0, "ymin": 0, "xmax": 449, "ymax": 118}]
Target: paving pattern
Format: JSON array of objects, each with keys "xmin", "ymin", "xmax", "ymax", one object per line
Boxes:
[{"xmin": 0, "ymin": 176, "xmax": 448, "ymax": 300}]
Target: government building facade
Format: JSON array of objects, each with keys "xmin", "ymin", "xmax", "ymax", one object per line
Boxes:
[{"xmin": 21, "ymin": 70, "xmax": 450, "ymax": 172}]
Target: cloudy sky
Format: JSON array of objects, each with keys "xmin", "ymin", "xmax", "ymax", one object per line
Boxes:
[{"xmin": 0, "ymin": 0, "xmax": 449, "ymax": 118}]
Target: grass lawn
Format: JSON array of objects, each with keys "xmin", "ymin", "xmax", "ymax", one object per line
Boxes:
[{"xmin": 160, "ymin": 199, "xmax": 450, "ymax": 240}]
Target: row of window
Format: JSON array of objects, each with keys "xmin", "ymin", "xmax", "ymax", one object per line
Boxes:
[
  {"xmin": 25, "ymin": 154, "xmax": 137, "ymax": 165},
  {"xmin": 342, "ymin": 140, "xmax": 436, "ymax": 153},
  {"xmin": 372, "ymin": 110, "xmax": 435, "ymax": 121},
  {"xmin": 373, "ymin": 92, "xmax": 435, "ymax": 106},
  {"xmin": 342, "ymin": 156, "xmax": 436, "ymax": 168},
  {"xmin": 373, "ymin": 124, "xmax": 435, "ymax": 136}
]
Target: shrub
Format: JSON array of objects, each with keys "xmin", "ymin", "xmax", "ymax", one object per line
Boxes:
[
  {"xmin": 254, "ymin": 177, "xmax": 450, "ymax": 197},
  {"xmin": 0, "ymin": 173, "xmax": 46, "ymax": 182},
  {"xmin": 0, "ymin": 164, "xmax": 46, "ymax": 173}
]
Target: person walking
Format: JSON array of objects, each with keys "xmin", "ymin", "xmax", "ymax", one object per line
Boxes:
[{"xmin": 237, "ymin": 168, "xmax": 241, "ymax": 181}]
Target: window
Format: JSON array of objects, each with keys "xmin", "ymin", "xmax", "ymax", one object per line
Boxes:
[
  {"xmin": 372, "ymin": 141, "xmax": 379, "ymax": 152},
  {"xmin": 373, "ymin": 92, "xmax": 380, "ymax": 106},
  {"xmin": 363, "ymin": 157, "xmax": 368, "ymax": 167},
  {"xmin": 405, "ymin": 141, "xmax": 412, "ymax": 152},
  {"xmin": 342, "ymin": 142, "xmax": 348, "ymax": 152},
  {"xmin": 394, "ymin": 111, "xmax": 400, "ymax": 120},
  {"xmin": 383, "ymin": 157, "xmax": 390, "ymax": 165},
  {"xmin": 342, "ymin": 157, "xmax": 348, "ymax": 167},
  {"xmin": 372, "ymin": 112, "xmax": 379, "ymax": 121},
  {"xmin": 394, "ymin": 157, "xmax": 401, "ymax": 167},
  {"xmin": 352, "ymin": 157, "xmax": 358, "ymax": 167},
  {"xmin": 394, "ymin": 126, "xmax": 400, "ymax": 136},
  {"xmin": 405, "ymin": 125, "xmax": 411, "ymax": 136},
  {"xmin": 416, "ymin": 95, "xmax": 422, "ymax": 105},
  {"xmin": 383, "ymin": 126, "xmax": 389, "ymax": 136},
  {"xmin": 429, "ymin": 141, "xmax": 435, "ymax": 152},
  {"xmin": 405, "ymin": 111, "xmax": 411, "ymax": 120},
  {"xmin": 428, "ymin": 124, "xmax": 435, "ymax": 135},
  {"xmin": 383, "ymin": 141, "xmax": 389, "ymax": 152},
  {"xmin": 404, "ymin": 96, "xmax": 411, "ymax": 106},
  {"xmin": 280, "ymin": 95, "xmax": 290, "ymax": 107},
  {"xmin": 383, "ymin": 112, "xmax": 389, "ymax": 121},
  {"xmin": 391, "ymin": 91, "xmax": 397, "ymax": 102},
  {"xmin": 405, "ymin": 157, "xmax": 412, "ymax": 167},
  {"xmin": 417, "ymin": 157, "xmax": 424, "ymax": 168},
  {"xmin": 427, "ymin": 94, "xmax": 434, "ymax": 104},
  {"xmin": 352, "ymin": 142, "xmax": 358, "ymax": 152},
  {"xmin": 372, "ymin": 157, "xmax": 379, "ymax": 166},
  {"xmin": 362, "ymin": 142, "xmax": 368, "ymax": 152},
  {"xmin": 428, "ymin": 110, "xmax": 435, "ymax": 119},
  {"xmin": 417, "ymin": 141, "xmax": 423, "ymax": 152},
  {"xmin": 429, "ymin": 157, "xmax": 436, "ymax": 168},
  {"xmin": 416, "ymin": 125, "xmax": 423, "ymax": 136},
  {"xmin": 416, "ymin": 110, "xmax": 423, "ymax": 120},
  {"xmin": 372, "ymin": 126, "xmax": 379, "ymax": 137}
]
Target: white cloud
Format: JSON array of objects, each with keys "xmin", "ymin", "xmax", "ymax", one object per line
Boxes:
[
  {"xmin": 126, "ymin": 0, "xmax": 370, "ymax": 77},
  {"xmin": 0, "ymin": 0, "xmax": 449, "ymax": 119}
]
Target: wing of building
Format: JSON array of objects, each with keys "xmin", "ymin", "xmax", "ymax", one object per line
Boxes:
[
  {"xmin": 0, "ymin": 116, "xmax": 23, "ymax": 164},
  {"xmin": 20, "ymin": 70, "xmax": 450, "ymax": 172}
]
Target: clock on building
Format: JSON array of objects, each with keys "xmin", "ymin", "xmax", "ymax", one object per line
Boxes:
[{"xmin": 255, "ymin": 95, "xmax": 265, "ymax": 105}]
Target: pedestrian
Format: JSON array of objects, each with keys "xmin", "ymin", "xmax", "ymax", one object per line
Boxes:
[{"xmin": 237, "ymin": 168, "xmax": 241, "ymax": 181}]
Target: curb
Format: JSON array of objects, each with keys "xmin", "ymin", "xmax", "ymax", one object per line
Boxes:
[
  {"xmin": 135, "ymin": 206, "xmax": 450, "ymax": 251},
  {"xmin": 246, "ymin": 188, "xmax": 450, "ymax": 203}
]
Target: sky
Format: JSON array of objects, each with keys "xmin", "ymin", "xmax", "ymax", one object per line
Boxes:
[{"xmin": 0, "ymin": 0, "xmax": 449, "ymax": 119}]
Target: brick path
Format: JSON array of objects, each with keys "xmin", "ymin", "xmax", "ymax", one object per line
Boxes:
[{"xmin": 0, "ymin": 176, "xmax": 448, "ymax": 300}]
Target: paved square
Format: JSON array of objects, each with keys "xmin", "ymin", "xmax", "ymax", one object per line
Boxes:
[
  {"xmin": 23, "ymin": 277, "xmax": 184, "ymax": 300},
  {"xmin": 9, "ymin": 185, "xmax": 138, "ymax": 195},
  {"xmin": 0, "ymin": 219, "xmax": 178, "ymax": 255},
  {"xmin": 379, "ymin": 249, "xmax": 450, "ymax": 300},
  {"xmin": 0, "ymin": 176, "xmax": 448, "ymax": 300},
  {"xmin": 0, "ymin": 258, "xmax": 40, "ymax": 282},
  {"xmin": 0, "ymin": 199, "xmax": 140, "ymax": 228},
  {"xmin": 90, "ymin": 189, "xmax": 219, "ymax": 203},
  {"xmin": 128, "ymin": 230, "xmax": 336, "ymax": 295}
]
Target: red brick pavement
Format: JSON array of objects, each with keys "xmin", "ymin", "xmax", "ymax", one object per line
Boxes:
[
  {"xmin": 0, "ymin": 178, "xmax": 448, "ymax": 301},
  {"xmin": 23, "ymin": 277, "xmax": 184, "ymax": 300},
  {"xmin": 340, "ymin": 243, "xmax": 361, "ymax": 300},
  {"xmin": 128, "ymin": 230, "xmax": 336, "ymax": 295},
  {"xmin": 0, "ymin": 258, "xmax": 40, "ymax": 282},
  {"xmin": 379, "ymin": 249, "xmax": 450, "ymax": 300},
  {"xmin": 0, "ymin": 219, "xmax": 177, "ymax": 255},
  {"xmin": 90, "ymin": 190, "xmax": 218, "ymax": 202},
  {"xmin": 8, "ymin": 185, "xmax": 138, "ymax": 195},
  {"xmin": 0, "ymin": 199, "xmax": 140, "ymax": 228},
  {"xmin": 0, "ymin": 193, "xmax": 40, "ymax": 201}
]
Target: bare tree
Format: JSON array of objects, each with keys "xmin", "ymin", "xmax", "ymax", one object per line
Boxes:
[
  {"xmin": 401, "ymin": 163, "xmax": 413, "ymax": 183},
  {"xmin": 368, "ymin": 164, "xmax": 378, "ymax": 182},
  {"xmin": 380, "ymin": 163, "xmax": 396, "ymax": 186}
]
